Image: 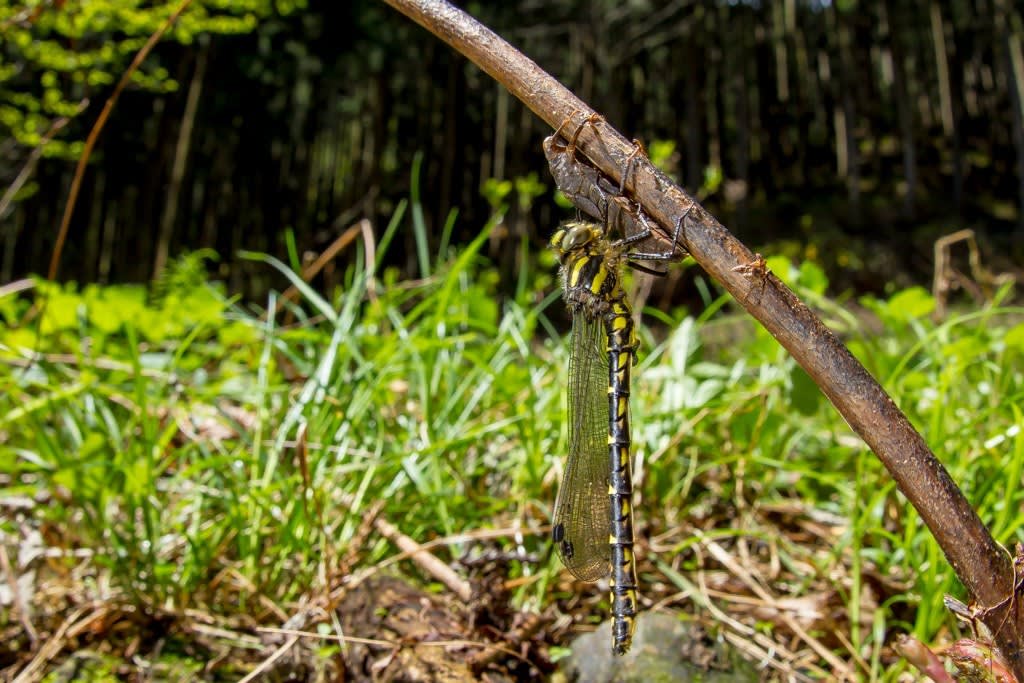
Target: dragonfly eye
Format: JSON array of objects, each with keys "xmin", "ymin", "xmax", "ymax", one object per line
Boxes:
[{"xmin": 561, "ymin": 222, "xmax": 596, "ymax": 251}]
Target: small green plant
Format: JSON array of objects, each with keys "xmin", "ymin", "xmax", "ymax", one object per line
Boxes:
[{"xmin": 2, "ymin": 219, "xmax": 1021, "ymax": 679}]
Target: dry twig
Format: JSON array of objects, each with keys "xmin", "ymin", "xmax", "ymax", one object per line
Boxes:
[{"xmin": 48, "ymin": 0, "xmax": 195, "ymax": 282}]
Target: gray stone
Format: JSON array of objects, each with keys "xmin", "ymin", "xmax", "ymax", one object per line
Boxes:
[{"xmin": 560, "ymin": 612, "xmax": 760, "ymax": 683}]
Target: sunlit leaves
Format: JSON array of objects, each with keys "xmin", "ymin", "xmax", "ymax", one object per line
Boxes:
[
  {"xmin": 1003, "ymin": 322, "xmax": 1024, "ymax": 353},
  {"xmin": 0, "ymin": 0, "xmax": 308, "ymax": 158},
  {"xmin": 868, "ymin": 286, "xmax": 936, "ymax": 323}
]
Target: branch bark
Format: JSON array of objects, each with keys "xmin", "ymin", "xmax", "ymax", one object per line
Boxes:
[{"xmin": 379, "ymin": 0, "xmax": 1024, "ymax": 675}]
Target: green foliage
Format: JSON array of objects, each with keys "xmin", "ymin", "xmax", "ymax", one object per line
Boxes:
[
  {"xmin": 151, "ymin": 248, "xmax": 220, "ymax": 304},
  {"xmin": 646, "ymin": 139, "xmax": 676, "ymax": 173},
  {"xmin": 481, "ymin": 177, "xmax": 513, "ymax": 211},
  {"xmin": 481, "ymin": 171, "xmax": 546, "ymax": 217},
  {"xmin": 701, "ymin": 164, "xmax": 724, "ymax": 196},
  {"xmin": 3, "ymin": 226, "xmax": 1022, "ymax": 677},
  {"xmin": 553, "ymin": 184, "xmax": 575, "ymax": 210},
  {"xmin": 513, "ymin": 171, "xmax": 545, "ymax": 211},
  {"xmin": 0, "ymin": 0, "xmax": 306, "ymax": 160}
]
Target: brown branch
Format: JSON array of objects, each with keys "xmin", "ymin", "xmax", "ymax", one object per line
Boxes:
[
  {"xmin": 0, "ymin": 100, "xmax": 87, "ymax": 223},
  {"xmin": 374, "ymin": 516, "xmax": 474, "ymax": 603},
  {"xmin": 379, "ymin": 0, "xmax": 1024, "ymax": 675},
  {"xmin": 48, "ymin": 0, "xmax": 195, "ymax": 282},
  {"xmin": 270, "ymin": 218, "xmax": 376, "ymax": 319}
]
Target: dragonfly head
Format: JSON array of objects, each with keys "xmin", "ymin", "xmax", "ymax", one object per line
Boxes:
[{"xmin": 550, "ymin": 221, "xmax": 601, "ymax": 261}]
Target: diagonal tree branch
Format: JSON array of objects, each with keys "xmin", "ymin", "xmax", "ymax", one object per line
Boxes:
[
  {"xmin": 379, "ymin": 0, "xmax": 1024, "ymax": 676},
  {"xmin": 48, "ymin": 0, "xmax": 195, "ymax": 282}
]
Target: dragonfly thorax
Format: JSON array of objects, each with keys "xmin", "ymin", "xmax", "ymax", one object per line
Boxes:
[{"xmin": 551, "ymin": 221, "xmax": 626, "ymax": 318}]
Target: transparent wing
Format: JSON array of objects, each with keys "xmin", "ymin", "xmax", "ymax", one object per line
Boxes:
[{"xmin": 552, "ymin": 314, "xmax": 611, "ymax": 582}]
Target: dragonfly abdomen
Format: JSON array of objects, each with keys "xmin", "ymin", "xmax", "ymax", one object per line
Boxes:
[{"xmin": 605, "ymin": 298, "xmax": 639, "ymax": 656}]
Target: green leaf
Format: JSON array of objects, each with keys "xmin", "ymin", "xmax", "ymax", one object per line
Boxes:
[
  {"xmin": 789, "ymin": 366, "xmax": 822, "ymax": 415},
  {"xmin": 701, "ymin": 165, "xmax": 723, "ymax": 194},
  {"xmin": 647, "ymin": 139, "xmax": 676, "ymax": 172},
  {"xmin": 885, "ymin": 287, "xmax": 936, "ymax": 321},
  {"xmin": 1004, "ymin": 323, "xmax": 1024, "ymax": 352},
  {"xmin": 514, "ymin": 172, "xmax": 545, "ymax": 210},
  {"xmin": 797, "ymin": 261, "xmax": 829, "ymax": 295},
  {"xmin": 39, "ymin": 284, "xmax": 81, "ymax": 335},
  {"xmin": 481, "ymin": 177, "xmax": 512, "ymax": 209}
]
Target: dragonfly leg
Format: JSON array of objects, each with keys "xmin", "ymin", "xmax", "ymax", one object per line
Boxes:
[
  {"xmin": 551, "ymin": 110, "xmax": 605, "ymax": 160},
  {"xmin": 619, "ymin": 139, "xmax": 648, "ymax": 195},
  {"xmin": 566, "ymin": 111, "xmax": 604, "ymax": 157},
  {"xmin": 623, "ymin": 206, "xmax": 691, "ymax": 262},
  {"xmin": 552, "ymin": 109, "xmax": 582, "ymax": 150}
]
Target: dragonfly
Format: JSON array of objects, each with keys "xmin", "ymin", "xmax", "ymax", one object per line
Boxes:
[{"xmin": 545, "ymin": 113, "xmax": 688, "ymax": 655}]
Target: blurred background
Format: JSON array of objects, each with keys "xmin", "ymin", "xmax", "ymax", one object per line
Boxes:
[{"xmin": 3, "ymin": 0, "xmax": 1022, "ymax": 298}]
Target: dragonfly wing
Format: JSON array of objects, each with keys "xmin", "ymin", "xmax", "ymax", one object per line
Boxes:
[{"xmin": 553, "ymin": 314, "xmax": 611, "ymax": 582}]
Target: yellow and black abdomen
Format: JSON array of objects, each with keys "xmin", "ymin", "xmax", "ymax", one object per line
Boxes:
[
  {"xmin": 604, "ymin": 296, "xmax": 639, "ymax": 655},
  {"xmin": 550, "ymin": 221, "xmax": 639, "ymax": 655}
]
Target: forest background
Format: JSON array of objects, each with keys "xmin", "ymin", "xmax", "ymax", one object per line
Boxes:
[
  {"xmin": 3, "ymin": 0, "xmax": 1024, "ymax": 680},
  {"xmin": 4, "ymin": 0, "xmax": 1023, "ymax": 295}
]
